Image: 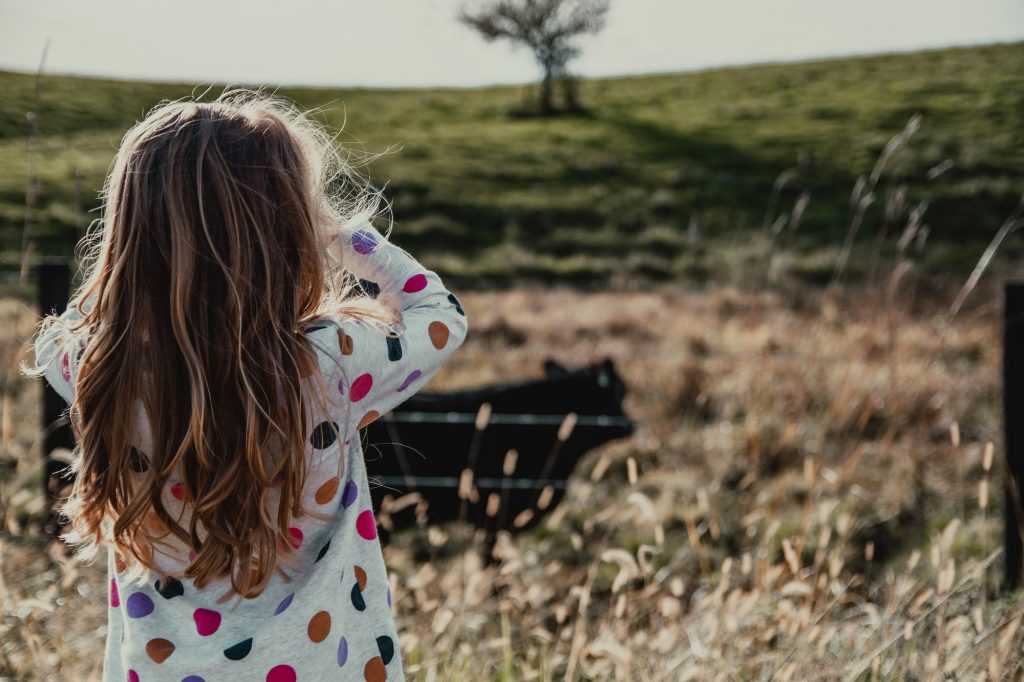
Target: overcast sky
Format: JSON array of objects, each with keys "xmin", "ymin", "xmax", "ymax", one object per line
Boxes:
[{"xmin": 1, "ymin": 0, "xmax": 1022, "ymax": 88}]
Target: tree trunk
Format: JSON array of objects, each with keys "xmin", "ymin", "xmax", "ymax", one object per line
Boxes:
[
  {"xmin": 562, "ymin": 74, "xmax": 580, "ymax": 112},
  {"xmin": 539, "ymin": 64, "xmax": 555, "ymax": 115}
]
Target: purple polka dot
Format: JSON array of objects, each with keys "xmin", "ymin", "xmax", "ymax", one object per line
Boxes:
[
  {"xmin": 341, "ymin": 481, "xmax": 358, "ymax": 509},
  {"xmin": 183, "ymin": 677, "xmax": 205, "ymax": 682},
  {"xmin": 125, "ymin": 592, "xmax": 154, "ymax": 618},
  {"xmin": 337, "ymin": 378, "xmax": 345, "ymax": 396},
  {"xmin": 397, "ymin": 370, "xmax": 422, "ymax": 392},
  {"xmin": 351, "ymin": 230, "xmax": 379, "ymax": 255},
  {"xmin": 274, "ymin": 593, "xmax": 294, "ymax": 616},
  {"xmin": 337, "ymin": 636, "xmax": 349, "ymax": 666}
]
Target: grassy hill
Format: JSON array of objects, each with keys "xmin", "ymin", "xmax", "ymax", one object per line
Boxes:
[{"xmin": 1, "ymin": 41, "xmax": 1022, "ymax": 286}]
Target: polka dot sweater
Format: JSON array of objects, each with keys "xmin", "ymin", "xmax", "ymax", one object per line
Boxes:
[{"xmin": 32, "ymin": 219, "xmax": 469, "ymax": 682}]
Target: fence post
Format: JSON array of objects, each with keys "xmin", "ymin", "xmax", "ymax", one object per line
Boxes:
[
  {"xmin": 1005, "ymin": 282, "xmax": 1024, "ymax": 590},
  {"xmin": 36, "ymin": 258, "xmax": 74, "ymax": 536}
]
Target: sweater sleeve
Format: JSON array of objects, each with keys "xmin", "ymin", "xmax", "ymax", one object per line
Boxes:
[
  {"xmin": 31, "ymin": 297, "xmax": 92, "ymax": 405},
  {"xmin": 320, "ymin": 218, "xmax": 468, "ymax": 434}
]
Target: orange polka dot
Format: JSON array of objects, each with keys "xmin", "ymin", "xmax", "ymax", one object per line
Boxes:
[
  {"xmin": 354, "ymin": 564, "xmax": 368, "ymax": 590},
  {"xmin": 315, "ymin": 477, "xmax": 340, "ymax": 504},
  {"xmin": 338, "ymin": 329, "xmax": 354, "ymax": 355},
  {"xmin": 145, "ymin": 638, "xmax": 175, "ymax": 663},
  {"xmin": 357, "ymin": 410, "xmax": 380, "ymax": 430},
  {"xmin": 364, "ymin": 656, "xmax": 387, "ymax": 682},
  {"xmin": 307, "ymin": 610, "xmax": 331, "ymax": 643},
  {"xmin": 428, "ymin": 321, "xmax": 449, "ymax": 349}
]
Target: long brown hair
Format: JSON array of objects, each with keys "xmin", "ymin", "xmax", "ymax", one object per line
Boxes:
[{"xmin": 27, "ymin": 89, "xmax": 397, "ymax": 601}]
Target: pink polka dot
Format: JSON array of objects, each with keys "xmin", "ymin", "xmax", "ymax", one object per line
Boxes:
[
  {"xmin": 356, "ymin": 509, "xmax": 377, "ymax": 540},
  {"xmin": 349, "ymin": 373, "xmax": 373, "ymax": 402},
  {"xmin": 127, "ymin": 670, "xmax": 139, "ymax": 682},
  {"xmin": 402, "ymin": 274, "xmax": 427, "ymax": 293},
  {"xmin": 60, "ymin": 352, "xmax": 71, "ymax": 381},
  {"xmin": 266, "ymin": 664, "xmax": 296, "ymax": 682},
  {"xmin": 193, "ymin": 608, "xmax": 221, "ymax": 636},
  {"xmin": 287, "ymin": 527, "xmax": 303, "ymax": 549},
  {"xmin": 188, "ymin": 550, "xmax": 197, "ymax": 563},
  {"xmin": 110, "ymin": 578, "xmax": 119, "ymax": 607},
  {"xmin": 170, "ymin": 482, "xmax": 184, "ymax": 501}
]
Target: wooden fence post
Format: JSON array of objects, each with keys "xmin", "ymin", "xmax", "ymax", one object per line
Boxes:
[
  {"xmin": 36, "ymin": 258, "xmax": 74, "ymax": 536},
  {"xmin": 1005, "ymin": 282, "xmax": 1024, "ymax": 590}
]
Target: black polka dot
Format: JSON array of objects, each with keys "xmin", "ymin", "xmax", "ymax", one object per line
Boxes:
[
  {"xmin": 154, "ymin": 576, "xmax": 184, "ymax": 599},
  {"xmin": 386, "ymin": 336, "xmax": 403, "ymax": 362},
  {"xmin": 377, "ymin": 635, "xmax": 394, "ymax": 664},
  {"xmin": 358, "ymin": 279, "xmax": 380, "ymax": 298},
  {"xmin": 315, "ymin": 540, "xmax": 331, "ymax": 563},
  {"xmin": 448, "ymin": 293, "xmax": 465, "ymax": 315},
  {"xmin": 310, "ymin": 422, "xmax": 339, "ymax": 449},
  {"xmin": 223, "ymin": 638, "xmax": 253, "ymax": 661},
  {"xmin": 128, "ymin": 447, "xmax": 149, "ymax": 473},
  {"xmin": 351, "ymin": 583, "xmax": 366, "ymax": 611}
]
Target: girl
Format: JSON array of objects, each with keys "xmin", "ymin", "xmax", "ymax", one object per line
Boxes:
[{"xmin": 24, "ymin": 90, "xmax": 468, "ymax": 681}]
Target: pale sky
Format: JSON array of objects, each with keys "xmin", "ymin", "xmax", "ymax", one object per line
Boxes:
[{"xmin": 1, "ymin": 0, "xmax": 1022, "ymax": 88}]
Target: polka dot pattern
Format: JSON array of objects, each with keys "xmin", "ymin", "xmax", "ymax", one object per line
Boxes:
[
  {"xmin": 397, "ymin": 370, "xmax": 421, "ymax": 391},
  {"xmin": 350, "ymin": 373, "xmax": 373, "ymax": 402},
  {"xmin": 310, "ymin": 421, "xmax": 339, "ymax": 449},
  {"xmin": 364, "ymin": 656, "xmax": 387, "ymax": 682},
  {"xmin": 356, "ymin": 510, "xmax": 377, "ymax": 540},
  {"xmin": 402, "ymin": 273, "xmax": 427, "ymax": 293},
  {"xmin": 154, "ymin": 576, "xmax": 183, "ymax": 599},
  {"xmin": 146, "ymin": 637, "xmax": 175, "ymax": 663},
  {"xmin": 224, "ymin": 638, "xmax": 253, "ymax": 660},
  {"xmin": 274, "ymin": 593, "xmax": 294, "ymax": 616},
  {"xmin": 315, "ymin": 477, "xmax": 340, "ymax": 504},
  {"xmin": 428, "ymin": 320, "xmax": 450, "ymax": 349},
  {"xmin": 341, "ymin": 480, "xmax": 358, "ymax": 509},
  {"xmin": 193, "ymin": 608, "xmax": 221, "ymax": 636},
  {"xmin": 60, "ymin": 352, "xmax": 71, "ymax": 381},
  {"xmin": 357, "ymin": 410, "xmax": 380, "ymax": 430},
  {"xmin": 337, "ymin": 636, "xmax": 349, "ymax": 666},
  {"xmin": 308, "ymin": 610, "xmax": 331, "ymax": 642},
  {"xmin": 126, "ymin": 592, "xmax": 154, "ymax": 618},
  {"xmin": 266, "ymin": 664, "xmax": 296, "ymax": 682},
  {"xmin": 286, "ymin": 527, "xmax": 303, "ymax": 549}
]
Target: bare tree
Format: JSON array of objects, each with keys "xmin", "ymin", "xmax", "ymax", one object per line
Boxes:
[{"xmin": 459, "ymin": 0, "xmax": 610, "ymax": 114}]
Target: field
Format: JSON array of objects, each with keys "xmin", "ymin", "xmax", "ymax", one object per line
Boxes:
[
  {"xmin": 1, "ymin": 42, "xmax": 1023, "ymax": 285},
  {"xmin": 1, "ymin": 41, "xmax": 1024, "ymax": 680},
  {"xmin": 1, "ymin": 282, "xmax": 1022, "ymax": 679}
]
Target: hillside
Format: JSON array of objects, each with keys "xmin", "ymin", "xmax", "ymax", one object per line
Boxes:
[{"xmin": 1, "ymin": 41, "xmax": 1022, "ymax": 286}]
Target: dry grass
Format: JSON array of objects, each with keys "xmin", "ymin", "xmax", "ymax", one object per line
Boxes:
[{"xmin": 2, "ymin": 278, "xmax": 1022, "ymax": 680}]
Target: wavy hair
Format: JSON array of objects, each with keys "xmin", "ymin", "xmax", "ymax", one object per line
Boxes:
[{"xmin": 25, "ymin": 88, "xmax": 398, "ymax": 602}]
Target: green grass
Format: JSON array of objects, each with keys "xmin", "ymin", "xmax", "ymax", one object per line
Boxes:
[{"xmin": 1, "ymin": 41, "xmax": 1022, "ymax": 285}]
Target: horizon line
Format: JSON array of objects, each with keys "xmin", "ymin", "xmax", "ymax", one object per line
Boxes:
[{"xmin": 0, "ymin": 37, "xmax": 1021, "ymax": 92}]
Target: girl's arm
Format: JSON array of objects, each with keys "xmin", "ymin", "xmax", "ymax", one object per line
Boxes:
[
  {"xmin": 31, "ymin": 296, "xmax": 93, "ymax": 405},
  {"xmin": 319, "ymin": 218, "xmax": 468, "ymax": 433}
]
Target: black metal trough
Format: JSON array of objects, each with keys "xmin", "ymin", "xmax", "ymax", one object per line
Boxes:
[{"xmin": 363, "ymin": 358, "xmax": 635, "ymax": 537}]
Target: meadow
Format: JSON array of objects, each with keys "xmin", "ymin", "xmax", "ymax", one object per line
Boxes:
[
  {"xmin": 1, "ymin": 41, "xmax": 1023, "ymax": 680},
  {"xmin": 1, "ymin": 41, "xmax": 1023, "ymax": 284}
]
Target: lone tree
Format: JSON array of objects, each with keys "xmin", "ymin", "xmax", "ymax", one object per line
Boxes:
[{"xmin": 459, "ymin": 0, "xmax": 610, "ymax": 114}]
